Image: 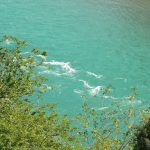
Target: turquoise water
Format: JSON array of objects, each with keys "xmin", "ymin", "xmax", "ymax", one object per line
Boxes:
[{"xmin": 0, "ymin": 0, "xmax": 150, "ymax": 114}]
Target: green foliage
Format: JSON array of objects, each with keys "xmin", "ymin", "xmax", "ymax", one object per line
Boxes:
[
  {"xmin": 75, "ymin": 88, "xmax": 145, "ymax": 150},
  {"xmin": 133, "ymin": 109, "xmax": 150, "ymax": 150},
  {"xmin": 0, "ymin": 36, "xmax": 82, "ymax": 150},
  {"xmin": 0, "ymin": 99, "xmax": 82, "ymax": 150},
  {"xmin": 1, "ymin": 98, "xmax": 84, "ymax": 149},
  {"xmin": 0, "ymin": 35, "xmax": 47, "ymax": 100}
]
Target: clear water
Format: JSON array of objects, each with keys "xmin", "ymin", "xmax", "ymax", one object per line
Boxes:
[{"xmin": 0, "ymin": 0, "xmax": 150, "ymax": 115}]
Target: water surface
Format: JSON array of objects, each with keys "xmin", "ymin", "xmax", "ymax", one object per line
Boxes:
[{"xmin": 0, "ymin": 0, "xmax": 150, "ymax": 114}]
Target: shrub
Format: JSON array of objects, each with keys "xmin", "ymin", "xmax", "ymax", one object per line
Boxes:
[{"xmin": 133, "ymin": 110, "xmax": 150, "ymax": 150}]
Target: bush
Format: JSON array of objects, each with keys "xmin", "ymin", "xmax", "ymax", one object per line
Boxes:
[{"xmin": 133, "ymin": 111, "xmax": 150, "ymax": 150}]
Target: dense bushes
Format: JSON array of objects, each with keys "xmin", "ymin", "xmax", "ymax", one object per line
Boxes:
[
  {"xmin": 0, "ymin": 36, "xmax": 81, "ymax": 150},
  {"xmin": 0, "ymin": 99, "xmax": 82, "ymax": 150},
  {"xmin": 134, "ymin": 114, "xmax": 150, "ymax": 150}
]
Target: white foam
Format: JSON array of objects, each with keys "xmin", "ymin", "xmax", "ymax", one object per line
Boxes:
[
  {"xmin": 89, "ymin": 86, "xmax": 102, "ymax": 96},
  {"xmin": 37, "ymin": 65, "xmax": 48, "ymax": 70},
  {"xmin": 73, "ymin": 89, "xmax": 83, "ymax": 94},
  {"xmin": 97, "ymin": 107, "xmax": 109, "ymax": 111},
  {"xmin": 36, "ymin": 55, "xmax": 47, "ymax": 61},
  {"xmin": 87, "ymin": 71, "xmax": 103, "ymax": 79},
  {"xmin": 20, "ymin": 52, "xmax": 30, "ymax": 55},
  {"xmin": 44, "ymin": 85, "xmax": 52, "ymax": 90},
  {"xmin": 39, "ymin": 70, "xmax": 64, "ymax": 76},
  {"xmin": 43, "ymin": 61, "xmax": 76, "ymax": 74},
  {"xmin": 39, "ymin": 70, "xmax": 50, "ymax": 74},
  {"xmin": 79, "ymin": 79, "xmax": 102, "ymax": 96},
  {"xmin": 103, "ymin": 95, "xmax": 117, "ymax": 100},
  {"xmin": 5, "ymin": 39, "xmax": 13, "ymax": 45},
  {"xmin": 128, "ymin": 100, "xmax": 142, "ymax": 104},
  {"xmin": 78, "ymin": 80, "xmax": 94, "ymax": 89}
]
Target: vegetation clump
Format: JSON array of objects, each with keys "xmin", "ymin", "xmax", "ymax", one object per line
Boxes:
[
  {"xmin": 134, "ymin": 112, "xmax": 150, "ymax": 150},
  {"xmin": 0, "ymin": 36, "xmax": 81, "ymax": 150}
]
